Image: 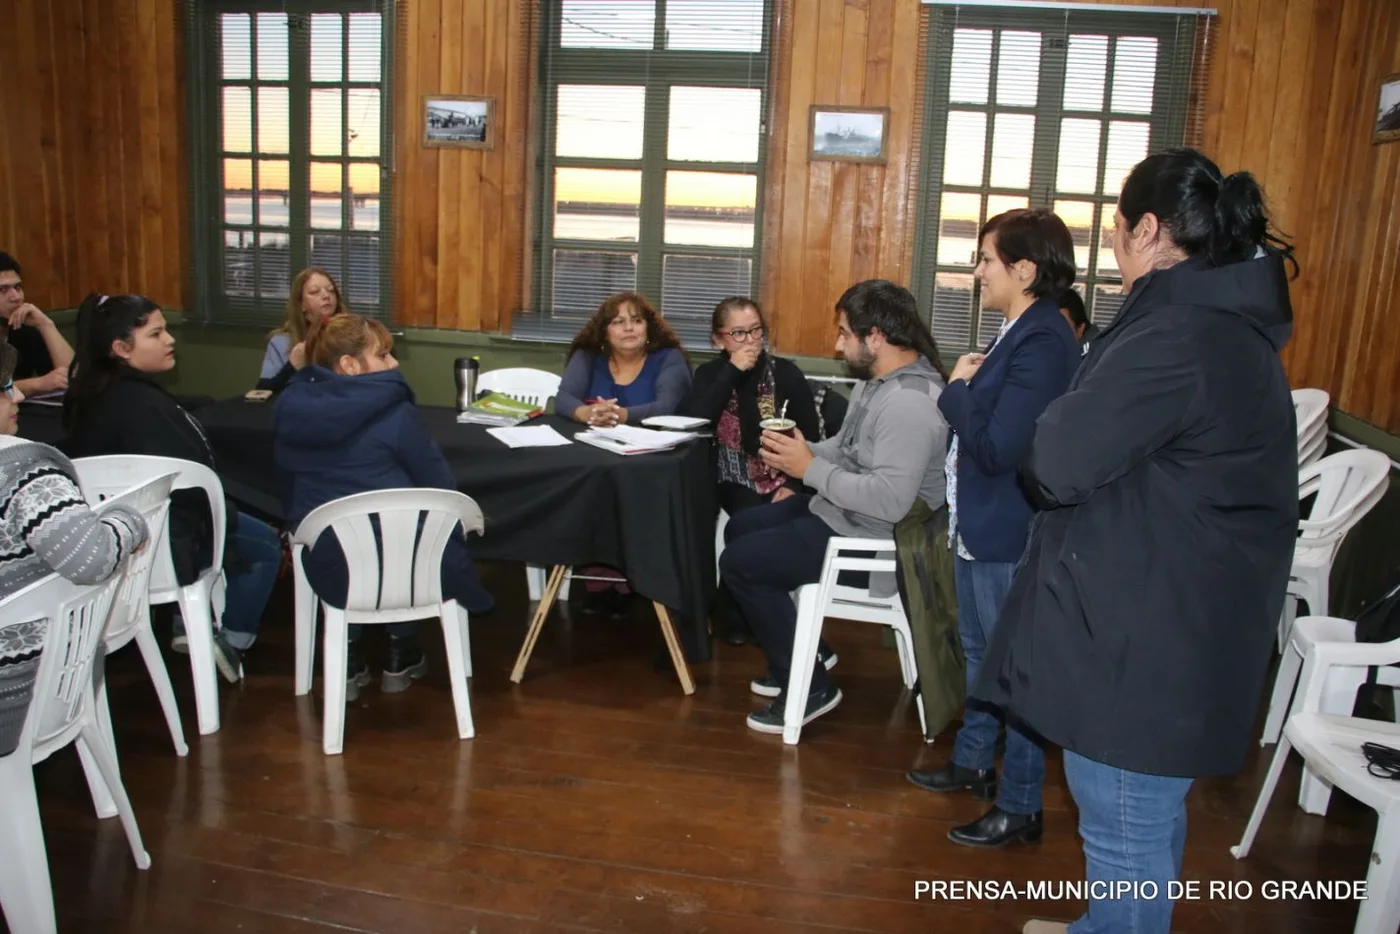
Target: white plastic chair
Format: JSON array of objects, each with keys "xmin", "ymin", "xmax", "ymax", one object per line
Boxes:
[
  {"xmin": 1233, "ymin": 638, "xmax": 1400, "ymax": 934},
  {"xmin": 1274, "ymin": 450, "xmax": 1390, "ymax": 653},
  {"xmin": 477, "ymin": 367, "xmax": 561, "ymax": 409},
  {"xmin": 715, "ymin": 508, "xmax": 730, "ymax": 582},
  {"xmin": 1261, "ymin": 615, "xmax": 1400, "ymax": 814},
  {"xmin": 73, "ymin": 455, "xmax": 230, "ymax": 737},
  {"xmin": 781, "ymin": 537, "xmax": 919, "ymax": 745},
  {"xmin": 289, "ymin": 488, "xmax": 483, "ymax": 756},
  {"xmin": 1293, "ymin": 389, "xmax": 1329, "ymax": 467},
  {"xmin": 83, "ymin": 474, "xmax": 183, "ymax": 761},
  {"xmin": 0, "ymin": 571, "xmax": 148, "ymax": 934}
]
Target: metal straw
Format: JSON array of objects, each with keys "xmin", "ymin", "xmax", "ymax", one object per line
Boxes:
[{"xmin": 780, "ymin": 399, "xmax": 789, "ymax": 421}]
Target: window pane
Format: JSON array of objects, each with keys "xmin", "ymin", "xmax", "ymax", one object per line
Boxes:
[
  {"xmin": 976, "ymin": 301, "xmax": 1004, "ymax": 349},
  {"xmin": 347, "ymin": 89, "xmax": 381, "ymax": 158},
  {"xmin": 554, "ymin": 168, "xmax": 642, "ymax": 241},
  {"xmin": 1111, "ymin": 37, "xmax": 1158, "ymax": 114},
  {"xmin": 553, "ymin": 250, "xmax": 638, "ymax": 313},
  {"xmin": 257, "ymin": 86, "xmax": 289, "ymax": 155},
  {"xmin": 310, "ymin": 14, "xmax": 343, "ymax": 82},
  {"xmin": 996, "ymin": 31, "xmax": 1041, "ymax": 107},
  {"xmin": 311, "ymin": 163, "xmax": 344, "ymax": 230},
  {"xmin": 221, "ymin": 14, "xmax": 251, "ymax": 80},
  {"xmin": 223, "ymin": 229, "xmax": 254, "ymax": 296},
  {"xmin": 1063, "ymin": 35, "xmax": 1108, "ymax": 111},
  {"xmin": 989, "ymin": 113, "xmax": 1034, "ymax": 189},
  {"xmin": 223, "ymin": 159, "xmax": 253, "ymax": 225},
  {"xmin": 949, "ymin": 28, "xmax": 992, "ymax": 105},
  {"xmin": 986, "ymin": 193, "xmax": 1028, "ymax": 218},
  {"xmin": 310, "ymin": 233, "xmax": 344, "ymax": 284},
  {"xmin": 258, "ymin": 231, "xmax": 291, "ymax": 297},
  {"xmin": 1054, "ymin": 200, "xmax": 1095, "ymax": 274},
  {"xmin": 1056, "ymin": 118, "xmax": 1102, "ymax": 194},
  {"xmin": 561, "ymin": 1, "xmax": 654, "ymax": 49},
  {"xmin": 943, "ymin": 112, "xmax": 986, "ymax": 186},
  {"xmin": 345, "ymin": 236, "xmax": 381, "ymax": 304},
  {"xmin": 662, "ymin": 255, "xmax": 753, "ymax": 332},
  {"xmin": 257, "ymin": 160, "xmax": 289, "ymax": 228},
  {"xmin": 666, "ymin": 0, "xmax": 762, "ymax": 52},
  {"xmin": 222, "ymin": 87, "xmax": 252, "ymax": 153},
  {"xmin": 1097, "ymin": 203, "xmax": 1120, "ymax": 277},
  {"xmin": 664, "ymin": 172, "xmax": 756, "ymax": 248},
  {"xmin": 932, "ymin": 272, "xmax": 975, "ymax": 351},
  {"xmin": 350, "ymin": 166, "xmax": 380, "ymax": 232},
  {"xmin": 256, "ymin": 13, "xmax": 289, "ymax": 81},
  {"xmin": 347, "ymin": 14, "xmax": 382, "ymax": 82},
  {"xmin": 1092, "ymin": 281, "xmax": 1126, "ymax": 329},
  {"xmin": 311, "ymin": 89, "xmax": 343, "ymax": 157},
  {"xmin": 556, "ymin": 85, "xmax": 644, "ymax": 159},
  {"xmin": 1102, "ymin": 121, "xmax": 1149, "ymax": 197},
  {"xmin": 938, "ymin": 192, "xmax": 980, "ymax": 266},
  {"xmin": 668, "ymin": 87, "xmax": 760, "ymax": 163}
]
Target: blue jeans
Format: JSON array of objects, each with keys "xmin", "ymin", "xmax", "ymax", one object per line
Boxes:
[
  {"xmin": 1065, "ymin": 750, "xmax": 1193, "ymax": 934},
  {"xmin": 220, "ymin": 512, "xmax": 282, "ymax": 650},
  {"xmin": 951, "ymin": 553, "xmax": 1045, "ymax": 814}
]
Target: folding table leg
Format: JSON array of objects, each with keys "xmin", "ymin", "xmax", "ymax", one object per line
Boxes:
[
  {"xmin": 652, "ymin": 602, "xmax": 696, "ymax": 695},
  {"xmin": 510, "ymin": 564, "xmax": 567, "ymax": 683}
]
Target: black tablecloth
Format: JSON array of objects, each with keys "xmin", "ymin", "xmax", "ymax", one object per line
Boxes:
[{"xmin": 18, "ymin": 399, "xmax": 718, "ymax": 661}]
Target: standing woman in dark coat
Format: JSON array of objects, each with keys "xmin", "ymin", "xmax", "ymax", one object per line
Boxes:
[{"xmin": 991, "ymin": 150, "xmax": 1299, "ymax": 934}]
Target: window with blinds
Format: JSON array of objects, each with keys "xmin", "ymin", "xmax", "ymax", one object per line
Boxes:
[
  {"xmin": 911, "ymin": 3, "xmax": 1212, "ymax": 353},
  {"xmin": 185, "ymin": 1, "xmax": 395, "ymax": 325},
  {"xmin": 515, "ymin": 0, "xmax": 772, "ymax": 348}
]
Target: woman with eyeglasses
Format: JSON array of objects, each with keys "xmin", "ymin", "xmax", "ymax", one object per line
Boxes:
[{"xmin": 689, "ymin": 297, "xmax": 818, "ymax": 645}]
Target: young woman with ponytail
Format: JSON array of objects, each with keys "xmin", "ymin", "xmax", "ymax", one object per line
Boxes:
[
  {"xmin": 63, "ymin": 293, "xmax": 281, "ymax": 682},
  {"xmin": 272, "ymin": 314, "xmax": 493, "ymax": 703},
  {"xmin": 979, "ymin": 149, "xmax": 1299, "ymax": 934}
]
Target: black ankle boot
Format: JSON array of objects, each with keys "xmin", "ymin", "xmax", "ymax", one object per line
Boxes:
[
  {"xmin": 947, "ymin": 806, "xmax": 1043, "ymax": 848},
  {"xmin": 906, "ymin": 763, "xmax": 998, "ymax": 800},
  {"xmin": 382, "ymin": 637, "xmax": 427, "ymax": 693}
]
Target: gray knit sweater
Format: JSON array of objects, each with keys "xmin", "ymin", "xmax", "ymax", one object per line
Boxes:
[{"xmin": 0, "ymin": 441, "xmax": 148, "ymax": 756}]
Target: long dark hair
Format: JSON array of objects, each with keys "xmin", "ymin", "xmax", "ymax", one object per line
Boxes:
[
  {"xmin": 566, "ymin": 291, "xmax": 687, "ymax": 363},
  {"xmin": 63, "ymin": 292, "xmax": 162, "ymax": 430},
  {"xmin": 835, "ymin": 279, "xmax": 950, "ymax": 383},
  {"xmin": 1119, "ymin": 148, "xmax": 1297, "ymax": 277}
]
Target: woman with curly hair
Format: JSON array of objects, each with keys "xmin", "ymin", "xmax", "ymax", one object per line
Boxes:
[
  {"xmin": 555, "ymin": 291, "xmax": 693, "ymax": 615},
  {"xmin": 555, "ymin": 291, "xmax": 692, "ymax": 429}
]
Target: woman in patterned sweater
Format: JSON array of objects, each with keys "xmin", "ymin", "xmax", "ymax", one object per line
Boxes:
[{"xmin": 0, "ymin": 342, "xmax": 148, "ymax": 756}]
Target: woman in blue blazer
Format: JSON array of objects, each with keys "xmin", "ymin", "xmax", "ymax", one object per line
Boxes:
[{"xmin": 906, "ymin": 209, "xmax": 1081, "ymax": 849}]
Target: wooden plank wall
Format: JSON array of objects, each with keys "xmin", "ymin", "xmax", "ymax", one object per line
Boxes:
[
  {"xmin": 393, "ymin": 0, "xmax": 533, "ymax": 332},
  {"xmin": 0, "ymin": 0, "xmax": 186, "ymax": 310},
  {"xmin": 760, "ymin": 0, "xmax": 1400, "ymax": 434}
]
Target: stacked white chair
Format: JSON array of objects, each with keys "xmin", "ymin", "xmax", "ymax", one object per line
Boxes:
[
  {"xmin": 1272, "ymin": 449, "xmax": 1390, "ymax": 654},
  {"xmin": 73, "ymin": 455, "xmax": 230, "ymax": 736},
  {"xmin": 290, "ymin": 488, "xmax": 483, "ymax": 755},
  {"xmin": 0, "ymin": 571, "xmax": 147, "ymax": 934},
  {"xmin": 1233, "ymin": 638, "xmax": 1400, "ymax": 934},
  {"xmin": 1293, "ymin": 388, "xmax": 1330, "ymax": 467},
  {"xmin": 781, "ymin": 537, "xmax": 920, "ymax": 745}
]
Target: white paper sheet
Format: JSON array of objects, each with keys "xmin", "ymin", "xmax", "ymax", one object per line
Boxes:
[{"xmin": 485, "ymin": 425, "xmax": 574, "ymax": 448}]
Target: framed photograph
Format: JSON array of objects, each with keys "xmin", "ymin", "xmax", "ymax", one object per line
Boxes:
[
  {"xmin": 809, "ymin": 106, "xmax": 890, "ymax": 164},
  {"xmin": 1374, "ymin": 74, "xmax": 1400, "ymax": 144},
  {"xmin": 423, "ymin": 95, "xmax": 494, "ymax": 149}
]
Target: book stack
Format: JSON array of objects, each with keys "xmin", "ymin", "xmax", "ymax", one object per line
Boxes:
[{"xmin": 455, "ymin": 391, "xmax": 544, "ymax": 427}]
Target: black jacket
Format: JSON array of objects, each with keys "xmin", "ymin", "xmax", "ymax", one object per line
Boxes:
[
  {"xmin": 973, "ymin": 252, "xmax": 1299, "ymax": 778},
  {"xmin": 65, "ymin": 372, "xmax": 239, "ymax": 586},
  {"xmin": 689, "ymin": 352, "xmax": 819, "ymax": 464}
]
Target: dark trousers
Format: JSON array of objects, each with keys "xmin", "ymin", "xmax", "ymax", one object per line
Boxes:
[{"xmin": 718, "ymin": 495, "xmax": 837, "ymax": 695}]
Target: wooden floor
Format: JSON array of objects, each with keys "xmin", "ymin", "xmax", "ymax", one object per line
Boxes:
[{"xmin": 18, "ymin": 561, "xmax": 1379, "ymax": 934}]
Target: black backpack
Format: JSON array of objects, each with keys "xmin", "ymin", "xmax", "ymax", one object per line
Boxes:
[{"xmin": 1352, "ymin": 571, "xmax": 1400, "ymax": 720}]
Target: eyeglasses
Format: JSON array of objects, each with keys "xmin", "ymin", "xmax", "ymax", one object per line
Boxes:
[{"xmin": 721, "ymin": 325, "xmax": 764, "ymax": 343}]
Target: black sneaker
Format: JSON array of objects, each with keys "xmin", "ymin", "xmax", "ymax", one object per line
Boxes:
[
  {"xmin": 346, "ymin": 643, "xmax": 371, "ymax": 703},
  {"xmin": 746, "ymin": 685, "xmax": 843, "ymax": 734},
  {"xmin": 382, "ymin": 637, "xmax": 428, "ymax": 693},
  {"xmin": 749, "ymin": 648, "xmax": 838, "ymax": 698},
  {"xmin": 211, "ymin": 631, "xmax": 243, "ymax": 684}
]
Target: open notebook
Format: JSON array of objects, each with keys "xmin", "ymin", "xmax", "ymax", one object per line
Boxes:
[{"xmin": 575, "ymin": 424, "xmax": 699, "ymax": 455}]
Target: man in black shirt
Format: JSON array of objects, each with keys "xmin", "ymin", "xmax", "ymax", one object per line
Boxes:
[{"xmin": 0, "ymin": 252, "xmax": 73, "ymax": 397}]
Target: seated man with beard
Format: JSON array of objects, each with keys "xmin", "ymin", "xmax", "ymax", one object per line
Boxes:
[{"xmin": 720, "ymin": 279, "xmax": 950, "ymax": 734}]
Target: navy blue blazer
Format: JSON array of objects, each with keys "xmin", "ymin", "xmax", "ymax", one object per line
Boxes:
[{"xmin": 938, "ymin": 299, "xmax": 1081, "ymax": 562}]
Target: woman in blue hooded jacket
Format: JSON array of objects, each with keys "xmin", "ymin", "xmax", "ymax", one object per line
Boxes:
[{"xmin": 272, "ymin": 314, "xmax": 493, "ymax": 702}]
